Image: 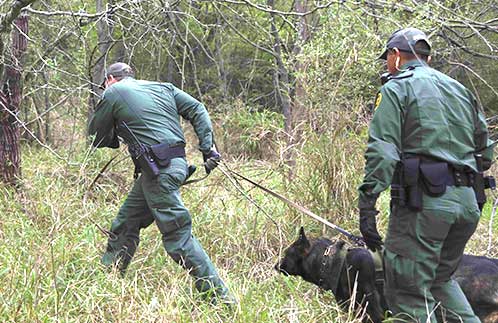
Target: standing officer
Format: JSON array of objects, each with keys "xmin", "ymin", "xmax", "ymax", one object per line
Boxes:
[
  {"xmin": 358, "ymin": 28, "xmax": 494, "ymax": 322},
  {"xmin": 88, "ymin": 62, "xmax": 234, "ymax": 304}
]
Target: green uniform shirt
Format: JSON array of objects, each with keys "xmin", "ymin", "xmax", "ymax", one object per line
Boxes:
[
  {"xmin": 359, "ymin": 60, "xmax": 494, "ymax": 207},
  {"xmin": 88, "ymin": 77, "xmax": 214, "ymax": 153}
]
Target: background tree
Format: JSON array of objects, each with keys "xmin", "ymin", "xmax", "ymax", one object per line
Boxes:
[
  {"xmin": 0, "ymin": 0, "xmax": 36, "ymax": 185},
  {"xmin": 2, "ymin": 0, "xmax": 498, "ymax": 186}
]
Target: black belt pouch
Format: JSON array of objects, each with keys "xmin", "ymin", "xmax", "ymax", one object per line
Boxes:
[
  {"xmin": 404, "ymin": 158, "xmax": 423, "ymax": 211},
  {"xmin": 150, "ymin": 143, "xmax": 186, "ymax": 168},
  {"xmin": 420, "ymin": 162, "xmax": 448, "ymax": 197}
]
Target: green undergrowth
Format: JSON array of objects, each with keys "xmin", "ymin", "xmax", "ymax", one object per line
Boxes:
[
  {"xmin": 215, "ymin": 102, "xmax": 285, "ymax": 160},
  {"xmin": 0, "ymin": 133, "xmax": 497, "ymax": 322},
  {"xmin": 0, "ymin": 142, "xmax": 368, "ymax": 323}
]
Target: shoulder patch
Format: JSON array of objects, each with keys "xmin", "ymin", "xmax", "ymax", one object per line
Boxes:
[{"xmin": 374, "ymin": 92, "xmax": 382, "ymax": 110}]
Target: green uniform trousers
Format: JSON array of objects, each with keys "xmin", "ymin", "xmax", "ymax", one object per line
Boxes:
[
  {"xmin": 101, "ymin": 157, "xmax": 228, "ymax": 297},
  {"xmin": 384, "ymin": 186, "xmax": 481, "ymax": 323}
]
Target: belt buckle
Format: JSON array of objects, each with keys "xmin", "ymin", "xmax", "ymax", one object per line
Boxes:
[{"xmin": 324, "ymin": 245, "xmax": 334, "ymax": 257}]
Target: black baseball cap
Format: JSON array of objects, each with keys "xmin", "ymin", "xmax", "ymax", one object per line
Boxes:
[
  {"xmin": 379, "ymin": 28, "xmax": 431, "ymax": 60},
  {"xmin": 101, "ymin": 62, "xmax": 134, "ymax": 87}
]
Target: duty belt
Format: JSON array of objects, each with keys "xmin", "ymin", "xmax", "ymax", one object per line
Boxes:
[
  {"xmin": 447, "ymin": 167, "xmax": 474, "ymax": 187},
  {"xmin": 391, "ymin": 157, "xmax": 475, "ymax": 211},
  {"xmin": 129, "ymin": 142, "xmax": 186, "ymax": 179},
  {"xmin": 391, "ymin": 161, "xmax": 475, "ymax": 187},
  {"xmin": 149, "ymin": 142, "xmax": 186, "ymax": 167}
]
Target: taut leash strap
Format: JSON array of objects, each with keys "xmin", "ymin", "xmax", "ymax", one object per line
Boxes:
[{"xmin": 222, "ymin": 164, "xmax": 364, "ymax": 246}]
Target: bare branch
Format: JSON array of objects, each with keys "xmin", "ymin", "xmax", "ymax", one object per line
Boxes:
[
  {"xmin": 0, "ymin": 0, "xmax": 36, "ymax": 33},
  {"xmin": 207, "ymin": 0, "xmax": 340, "ymax": 17},
  {"xmin": 213, "ymin": 2, "xmax": 276, "ymax": 57}
]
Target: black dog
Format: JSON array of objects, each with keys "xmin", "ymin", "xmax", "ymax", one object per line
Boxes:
[{"xmin": 276, "ymin": 227, "xmax": 498, "ymax": 323}]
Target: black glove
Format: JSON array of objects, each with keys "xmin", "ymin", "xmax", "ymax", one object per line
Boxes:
[
  {"xmin": 202, "ymin": 149, "xmax": 221, "ymax": 174},
  {"xmin": 359, "ymin": 209, "xmax": 383, "ymax": 251}
]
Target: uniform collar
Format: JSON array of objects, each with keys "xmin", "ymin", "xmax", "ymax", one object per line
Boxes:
[
  {"xmin": 399, "ymin": 59, "xmax": 427, "ymax": 71},
  {"xmin": 391, "ymin": 60, "xmax": 427, "ymax": 77}
]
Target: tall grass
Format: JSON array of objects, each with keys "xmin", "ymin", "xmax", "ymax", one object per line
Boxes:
[
  {"xmin": 0, "ymin": 139, "xmax": 371, "ymax": 323},
  {"xmin": 0, "ymin": 107, "xmax": 496, "ymax": 322}
]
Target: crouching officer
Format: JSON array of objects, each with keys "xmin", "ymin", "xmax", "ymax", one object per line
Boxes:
[
  {"xmin": 88, "ymin": 62, "xmax": 235, "ymax": 304},
  {"xmin": 358, "ymin": 28, "xmax": 494, "ymax": 322}
]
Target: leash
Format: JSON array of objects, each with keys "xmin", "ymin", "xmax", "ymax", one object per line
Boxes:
[
  {"xmin": 219, "ymin": 162, "xmax": 364, "ymax": 247},
  {"xmin": 182, "ymin": 164, "xmax": 210, "ymax": 186},
  {"xmin": 89, "ymin": 148, "xmax": 363, "ymax": 247}
]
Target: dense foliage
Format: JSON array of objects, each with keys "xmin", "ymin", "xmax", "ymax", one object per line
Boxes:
[{"xmin": 12, "ymin": 0, "xmax": 498, "ymax": 146}]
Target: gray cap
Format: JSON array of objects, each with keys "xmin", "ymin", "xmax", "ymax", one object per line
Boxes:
[
  {"xmin": 104, "ymin": 62, "xmax": 134, "ymax": 79},
  {"xmin": 100, "ymin": 62, "xmax": 134, "ymax": 88},
  {"xmin": 379, "ymin": 28, "xmax": 431, "ymax": 60}
]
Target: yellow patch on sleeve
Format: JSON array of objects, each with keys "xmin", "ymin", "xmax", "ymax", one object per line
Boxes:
[{"xmin": 374, "ymin": 92, "xmax": 382, "ymax": 110}]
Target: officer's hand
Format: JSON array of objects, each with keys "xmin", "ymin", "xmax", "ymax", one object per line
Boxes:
[
  {"xmin": 359, "ymin": 209, "xmax": 383, "ymax": 251},
  {"xmin": 203, "ymin": 149, "xmax": 221, "ymax": 174}
]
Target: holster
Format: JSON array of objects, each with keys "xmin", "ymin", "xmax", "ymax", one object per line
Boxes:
[
  {"xmin": 474, "ymin": 176, "xmax": 486, "ymax": 211},
  {"xmin": 473, "ymin": 154, "xmax": 496, "ymax": 211},
  {"xmin": 128, "ymin": 143, "xmax": 160, "ymax": 178}
]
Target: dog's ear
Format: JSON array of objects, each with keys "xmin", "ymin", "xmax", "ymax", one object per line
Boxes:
[
  {"xmin": 298, "ymin": 226, "xmax": 306, "ymax": 240},
  {"xmin": 298, "ymin": 226, "xmax": 310, "ymax": 249}
]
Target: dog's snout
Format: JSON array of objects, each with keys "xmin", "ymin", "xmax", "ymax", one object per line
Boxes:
[{"xmin": 275, "ymin": 262, "xmax": 290, "ymax": 276}]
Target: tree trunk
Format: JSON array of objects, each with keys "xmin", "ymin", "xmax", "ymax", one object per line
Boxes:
[
  {"xmin": 88, "ymin": 0, "xmax": 113, "ymax": 111},
  {"xmin": 43, "ymin": 71, "xmax": 50, "ymax": 143},
  {"xmin": 215, "ymin": 15, "xmax": 228, "ymax": 100},
  {"xmin": 291, "ymin": 0, "xmax": 309, "ymax": 146},
  {"xmin": 267, "ymin": 0, "xmax": 292, "ymax": 135},
  {"xmin": 269, "ymin": 0, "xmax": 308, "ymax": 178},
  {"xmin": 86, "ymin": 0, "xmax": 114, "ymax": 145},
  {"xmin": 0, "ymin": 15, "xmax": 29, "ymax": 185}
]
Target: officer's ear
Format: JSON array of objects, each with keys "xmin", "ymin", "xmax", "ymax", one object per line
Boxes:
[
  {"xmin": 427, "ymin": 56, "xmax": 432, "ymax": 64},
  {"xmin": 392, "ymin": 47, "xmax": 402, "ymax": 71},
  {"xmin": 391, "ymin": 47, "xmax": 400, "ymax": 56},
  {"xmin": 105, "ymin": 75, "xmax": 119, "ymax": 88}
]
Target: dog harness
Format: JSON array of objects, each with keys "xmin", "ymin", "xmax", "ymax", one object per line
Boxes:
[
  {"xmin": 318, "ymin": 240, "xmax": 348, "ymax": 294},
  {"xmin": 318, "ymin": 241, "xmax": 386, "ymax": 298},
  {"xmin": 368, "ymin": 248, "xmax": 385, "ymax": 289}
]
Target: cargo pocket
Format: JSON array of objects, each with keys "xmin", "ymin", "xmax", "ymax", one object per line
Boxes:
[
  {"xmin": 416, "ymin": 208, "xmax": 452, "ymax": 243},
  {"xmin": 158, "ymin": 159, "xmax": 188, "ymax": 193},
  {"xmin": 384, "ymin": 251, "xmax": 417, "ymax": 292},
  {"xmin": 465, "ymin": 203, "xmax": 481, "ymax": 222},
  {"xmin": 144, "ymin": 158, "xmax": 188, "ymax": 210}
]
